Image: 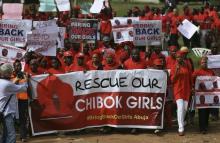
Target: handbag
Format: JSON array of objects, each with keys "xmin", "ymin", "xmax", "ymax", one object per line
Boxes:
[{"xmin": 0, "ymin": 94, "xmax": 13, "ymax": 122}]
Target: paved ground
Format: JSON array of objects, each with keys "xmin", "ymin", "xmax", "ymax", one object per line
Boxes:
[{"xmin": 16, "ymin": 120, "xmax": 220, "ymax": 143}]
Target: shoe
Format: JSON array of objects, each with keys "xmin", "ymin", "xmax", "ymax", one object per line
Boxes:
[
  {"xmin": 200, "ymin": 129, "xmax": 207, "ymax": 134},
  {"xmin": 178, "ymin": 131, "xmax": 184, "ymax": 136},
  {"xmin": 21, "ymin": 138, "xmax": 27, "ymax": 142},
  {"xmin": 100, "ymin": 127, "xmax": 112, "ymax": 134},
  {"xmin": 211, "ymin": 116, "xmax": 218, "ymax": 121},
  {"xmin": 130, "ymin": 128, "xmax": 138, "ymax": 134},
  {"xmin": 154, "ymin": 129, "xmax": 161, "ymax": 135}
]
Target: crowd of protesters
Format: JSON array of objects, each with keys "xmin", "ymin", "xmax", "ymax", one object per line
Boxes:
[{"xmin": 0, "ymin": 1, "xmax": 220, "ymax": 142}]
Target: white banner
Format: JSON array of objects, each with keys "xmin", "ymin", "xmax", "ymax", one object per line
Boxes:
[
  {"xmin": 2, "ymin": 3, "xmax": 23, "ymax": 20},
  {"xmin": 112, "ymin": 27, "xmax": 133, "ymax": 43},
  {"xmin": 0, "ymin": 20, "xmax": 32, "ymax": 46},
  {"xmin": 33, "ymin": 20, "xmax": 58, "ymax": 30},
  {"xmin": 195, "ymin": 76, "xmax": 220, "ymax": 108},
  {"xmin": 39, "ymin": 0, "xmax": 57, "ymax": 12},
  {"xmin": 207, "ymin": 55, "xmax": 220, "ymax": 69},
  {"xmin": 133, "ymin": 20, "xmax": 162, "ymax": 46},
  {"xmin": 27, "ymin": 29, "xmax": 58, "ymax": 56},
  {"xmin": 111, "ymin": 17, "xmax": 138, "ymax": 44},
  {"xmin": 31, "ymin": 69, "xmax": 167, "ymax": 97},
  {"xmin": 90, "ymin": 0, "xmax": 104, "ymax": 14},
  {"xmin": 55, "ymin": 0, "xmax": 70, "ymax": 11},
  {"xmin": 0, "ymin": 44, "xmax": 25, "ymax": 62},
  {"xmin": 29, "ymin": 69, "xmax": 167, "ymax": 136},
  {"xmin": 177, "ymin": 19, "xmax": 199, "ymax": 40}
]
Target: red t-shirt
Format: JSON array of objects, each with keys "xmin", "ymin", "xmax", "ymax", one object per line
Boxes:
[
  {"xmin": 170, "ymin": 62, "xmax": 191, "ymax": 101},
  {"xmin": 100, "ymin": 20, "xmax": 112, "ymax": 35},
  {"xmin": 123, "ymin": 58, "xmax": 146, "ymax": 69},
  {"xmin": 48, "ymin": 68, "xmax": 65, "ymax": 74},
  {"xmin": 166, "ymin": 56, "xmax": 176, "ymax": 69},
  {"xmin": 72, "ymin": 65, "xmax": 88, "ymax": 72},
  {"xmin": 170, "ymin": 15, "xmax": 182, "ymax": 34}
]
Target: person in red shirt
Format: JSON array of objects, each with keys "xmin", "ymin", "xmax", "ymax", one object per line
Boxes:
[
  {"xmin": 152, "ymin": 58, "xmax": 173, "ymax": 134},
  {"xmin": 210, "ymin": 43, "xmax": 220, "ymax": 121},
  {"xmin": 123, "ymin": 48, "xmax": 146, "ymax": 134},
  {"xmin": 38, "ymin": 57, "xmax": 50, "ymax": 74},
  {"xmin": 87, "ymin": 52, "xmax": 103, "ymax": 70},
  {"xmin": 27, "ymin": 59, "xmax": 43, "ymax": 76},
  {"xmin": 209, "ymin": 5, "xmax": 218, "ymax": 20},
  {"xmin": 144, "ymin": 8, "xmax": 153, "ymax": 20},
  {"xmin": 166, "ymin": 45, "xmax": 178, "ymax": 69},
  {"xmin": 13, "ymin": 60, "xmax": 29, "ymax": 142},
  {"xmin": 180, "ymin": 46, "xmax": 194, "ymax": 81},
  {"xmin": 116, "ymin": 44, "xmax": 131, "ymax": 65},
  {"xmin": 182, "ymin": 6, "xmax": 193, "ymax": 47},
  {"xmin": 191, "ymin": 8, "xmax": 201, "ymax": 47},
  {"xmin": 63, "ymin": 51, "xmax": 74, "ymax": 73},
  {"xmin": 192, "ymin": 57, "xmax": 215, "ymax": 134},
  {"xmin": 170, "ymin": 51, "xmax": 191, "ymax": 136},
  {"xmin": 99, "ymin": 8, "xmax": 112, "ymax": 37},
  {"xmin": 123, "ymin": 48, "xmax": 146, "ymax": 70},
  {"xmin": 24, "ymin": 52, "xmax": 37, "ymax": 73},
  {"xmin": 47, "ymin": 57, "xmax": 65, "ymax": 74},
  {"xmin": 150, "ymin": 45, "xmax": 165, "ymax": 67},
  {"xmin": 81, "ymin": 43, "xmax": 92, "ymax": 62},
  {"xmin": 152, "ymin": 8, "xmax": 161, "ymax": 20},
  {"xmin": 180, "ymin": 46, "xmax": 196, "ymax": 124},
  {"xmin": 168, "ymin": 8, "xmax": 182, "ymax": 47},
  {"xmin": 198, "ymin": 7, "xmax": 212, "ymax": 48},
  {"xmin": 103, "ymin": 51, "xmax": 122, "ymax": 70},
  {"xmin": 72, "ymin": 53, "xmax": 88, "ymax": 71}
]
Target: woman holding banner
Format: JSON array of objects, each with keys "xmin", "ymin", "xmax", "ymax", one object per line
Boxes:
[{"xmin": 192, "ymin": 57, "xmax": 215, "ymax": 134}]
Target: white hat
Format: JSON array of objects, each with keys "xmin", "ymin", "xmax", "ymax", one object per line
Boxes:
[{"xmin": 0, "ymin": 63, "xmax": 13, "ymax": 77}]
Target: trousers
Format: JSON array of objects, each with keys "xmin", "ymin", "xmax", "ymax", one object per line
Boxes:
[{"xmin": 176, "ymin": 99, "xmax": 188, "ymax": 132}]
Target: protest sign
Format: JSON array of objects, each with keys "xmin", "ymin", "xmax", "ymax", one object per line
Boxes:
[
  {"xmin": 207, "ymin": 55, "xmax": 220, "ymax": 69},
  {"xmin": 39, "ymin": 0, "xmax": 57, "ymax": 12},
  {"xmin": 0, "ymin": 44, "xmax": 25, "ymax": 61},
  {"xmin": 90, "ymin": 0, "xmax": 104, "ymax": 13},
  {"xmin": 111, "ymin": 17, "xmax": 138, "ymax": 44},
  {"xmin": 55, "ymin": 0, "xmax": 70, "ymax": 11},
  {"xmin": 33, "ymin": 20, "xmax": 58, "ymax": 30},
  {"xmin": 177, "ymin": 19, "xmax": 199, "ymax": 39},
  {"xmin": 195, "ymin": 76, "xmax": 220, "ymax": 109},
  {"xmin": 2, "ymin": 3, "xmax": 23, "ymax": 20},
  {"xmin": 27, "ymin": 29, "xmax": 58, "ymax": 56},
  {"xmin": 112, "ymin": 27, "xmax": 133, "ymax": 43},
  {"xmin": 69, "ymin": 19, "xmax": 98, "ymax": 42},
  {"xmin": 0, "ymin": 20, "xmax": 32, "ymax": 46},
  {"xmin": 29, "ymin": 69, "xmax": 167, "ymax": 136},
  {"xmin": 133, "ymin": 20, "xmax": 162, "ymax": 46}
]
